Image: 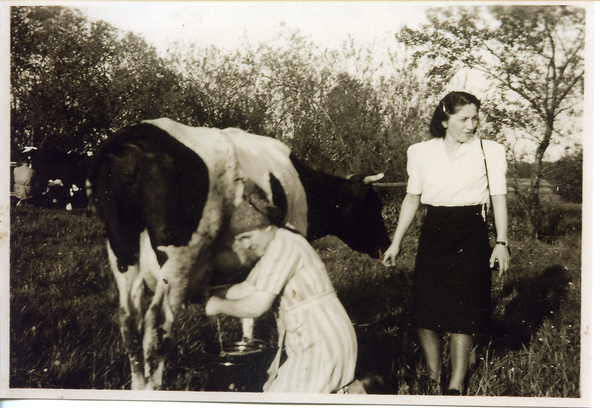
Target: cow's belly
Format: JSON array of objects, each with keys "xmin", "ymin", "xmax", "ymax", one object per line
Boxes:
[
  {"xmin": 207, "ymin": 243, "xmax": 259, "ymax": 287},
  {"xmin": 138, "ymin": 230, "xmax": 256, "ymax": 301}
]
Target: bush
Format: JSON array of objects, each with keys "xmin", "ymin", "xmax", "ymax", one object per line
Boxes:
[
  {"xmin": 545, "ymin": 150, "xmax": 583, "ymax": 203},
  {"xmin": 506, "ymin": 198, "xmax": 581, "ymax": 243}
]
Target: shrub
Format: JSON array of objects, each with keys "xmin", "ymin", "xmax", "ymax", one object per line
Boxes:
[{"xmin": 545, "ymin": 150, "xmax": 583, "ymax": 204}]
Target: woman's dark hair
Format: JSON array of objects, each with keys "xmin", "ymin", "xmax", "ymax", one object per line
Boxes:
[{"xmin": 429, "ymin": 91, "xmax": 481, "ymax": 138}]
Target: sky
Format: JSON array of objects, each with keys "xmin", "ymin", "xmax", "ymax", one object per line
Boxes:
[{"xmin": 77, "ymin": 1, "xmax": 428, "ymax": 55}]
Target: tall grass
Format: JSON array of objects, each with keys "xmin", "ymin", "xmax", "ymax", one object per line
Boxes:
[{"xmin": 9, "ymin": 198, "xmax": 581, "ymax": 396}]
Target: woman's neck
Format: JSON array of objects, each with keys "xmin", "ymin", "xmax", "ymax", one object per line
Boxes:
[{"xmin": 443, "ymin": 135, "xmax": 463, "ymax": 161}]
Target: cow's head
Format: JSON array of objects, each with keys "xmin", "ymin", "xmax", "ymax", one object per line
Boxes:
[
  {"xmin": 305, "ymin": 171, "xmax": 391, "ymax": 259},
  {"xmin": 336, "ymin": 173, "xmax": 391, "ymax": 258}
]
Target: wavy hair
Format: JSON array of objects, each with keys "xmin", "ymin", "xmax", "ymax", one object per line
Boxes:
[{"xmin": 429, "ymin": 91, "xmax": 481, "ymax": 138}]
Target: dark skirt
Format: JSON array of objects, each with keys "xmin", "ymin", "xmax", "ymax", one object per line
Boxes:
[{"xmin": 413, "ymin": 205, "xmax": 492, "ymax": 334}]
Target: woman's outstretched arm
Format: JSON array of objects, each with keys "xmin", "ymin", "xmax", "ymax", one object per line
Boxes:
[
  {"xmin": 205, "ymin": 289, "xmax": 276, "ymax": 318},
  {"xmin": 382, "ymin": 193, "xmax": 421, "ymax": 267}
]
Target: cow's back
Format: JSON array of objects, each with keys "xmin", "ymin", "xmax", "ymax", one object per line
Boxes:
[
  {"xmin": 222, "ymin": 128, "xmax": 308, "ymax": 236},
  {"xmin": 143, "ymin": 119, "xmax": 240, "ymax": 188},
  {"xmin": 90, "ymin": 119, "xmax": 243, "ymax": 272}
]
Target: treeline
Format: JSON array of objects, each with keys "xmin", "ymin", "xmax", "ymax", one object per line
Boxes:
[
  {"xmin": 11, "ymin": 6, "xmax": 584, "ymax": 207},
  {"xmin": 10, "ymin": 6, "xmax": 436, "ymax": 181},
  {"xmin": 510, "ymin": 154, "xmax": 583, "ymax": 204}
]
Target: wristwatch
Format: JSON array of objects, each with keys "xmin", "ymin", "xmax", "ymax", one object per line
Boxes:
[{"xmin": 495, "ymin": 240, "xmax": 510, "ymax": 255}]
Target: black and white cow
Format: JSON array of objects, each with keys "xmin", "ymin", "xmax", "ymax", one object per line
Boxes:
[
  {"xmin": 87, "ymin": 118, "xmax": 390, "ymax": 390},
  {"xmin": 25, "ymin": 148, "xmax": 90, "ymax": 209}
]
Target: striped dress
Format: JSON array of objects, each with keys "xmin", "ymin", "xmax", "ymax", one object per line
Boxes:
[{"xmin": 245, "ymin": 228, "xmax": 357, "ymax": 393}]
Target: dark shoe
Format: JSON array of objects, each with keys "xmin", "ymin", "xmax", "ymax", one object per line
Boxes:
[{"xmin": 446, "ymin": 388, "xmax": 462, "ymax": 396}]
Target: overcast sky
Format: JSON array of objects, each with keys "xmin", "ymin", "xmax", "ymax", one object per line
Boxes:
[{"xmin": 77, "ymin": 1, "xmax": 427, "ymax": 54}]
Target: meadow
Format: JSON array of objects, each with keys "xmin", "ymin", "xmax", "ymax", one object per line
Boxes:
[{"xmin": 8, "ymin": 192, "xmax": 582, "ymax": 397}]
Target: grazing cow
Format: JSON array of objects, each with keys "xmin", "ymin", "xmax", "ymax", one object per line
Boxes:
[
  {"xmin": 87, "ymin": 118, "xmax": 390, "ymax": 390},
  {"xmin": 24, "ymin": 148, "xmax": 90, "ymax": 209}
]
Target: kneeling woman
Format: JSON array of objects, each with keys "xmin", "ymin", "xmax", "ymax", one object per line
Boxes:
[{"xmin": 205, "ymin": 188, "xmax": 357, "ymax": 393}]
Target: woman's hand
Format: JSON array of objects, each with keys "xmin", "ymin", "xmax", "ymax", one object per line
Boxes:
[
  {"xmin": 383, "ymin": 193, "xmax": 421, "ymax": 268},
  {"xmin": 382, "ymin": 244, "xmax": 401, "ymax": 267},
  {"xmin": 241, "ymin": 318, "xmax": 255, "ymax": 340},
  {"xmin": 205, "ymin": 296, "xmax": 219, "ymax": 316},
  {"xmin": 489, "ymin": 244, "xmax": 510, "ymax": 277}
]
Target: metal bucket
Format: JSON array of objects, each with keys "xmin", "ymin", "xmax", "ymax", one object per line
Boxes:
[{"xmin": 205, "ymin": 339, "xmax": 277, "ymax": 392}]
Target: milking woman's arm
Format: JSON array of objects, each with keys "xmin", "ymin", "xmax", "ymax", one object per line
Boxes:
[
  {"xmin": 211, "ymin": 281, "xmax": 256, "ymax": 300},
  {"xmin": 209, "ymin": 282, "xmax": 260, "ymax": 339},
  {"xmin": 382, "ymin": 193, "xmax": 421, "ymax": 267},
  {"xmin": 205, "ymin": 289, "xmax": 276, "ymax": 318}
]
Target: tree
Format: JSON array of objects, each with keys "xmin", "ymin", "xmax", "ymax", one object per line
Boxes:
[
  {"xmin": 11, "ymin": 6, "xmax": 118, "ymax": 151},
  {"xmin": 247, "ymin": 28, "xmax": 338, "ymax": 171},
  {"xmin": 172, "ymin": 44, "xmax": 270, "ymax": 133},
  {"xmin": 173, "ymin": 26, "xmax": 435, "ymax": 179},
  {"xmin": 11, "ymin": 6, "xmax": 205, "ymax": 153},
  {"xmin": 375, "ymin": 59, "xmax": 436, "ymax": 182},
  {"xmin": 179, "ymin": 28, "xmax": 343, "ymax": 173},
  {"xmin": 545, "ymin": 148, "xmax": 583, "ymax": 203},
  {"xmin": 396, "ymin": 5, "xmax": 585, "ymax": 236},
  {"xmin": 105, "ymin": 31, "xmax": 207, "ymax": 131}
]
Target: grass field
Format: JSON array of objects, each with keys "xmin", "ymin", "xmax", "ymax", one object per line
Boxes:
[{"xmin": 8, "ymin": 196, "xmax": 582, "ymax": 396}]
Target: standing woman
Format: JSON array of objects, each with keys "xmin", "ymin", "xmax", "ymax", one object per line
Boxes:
[{"xmin": 382, "ymin": 91, "xmax": 510, "ymax": 395}]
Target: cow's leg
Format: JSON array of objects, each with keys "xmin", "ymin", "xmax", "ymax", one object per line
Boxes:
[
  {"xmin": 107, "ymin": 242, "xmax": 146, "ymax": 390},
  {"xmin": 142, "ymin": 288, "xmax": 168, "ymax": 390},
  {"xmin": 142, "ymin": 246, "xmax": 197, "ymax": 390}
]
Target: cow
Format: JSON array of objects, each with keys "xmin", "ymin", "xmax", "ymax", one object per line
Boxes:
[
  {"xmin": 24, "ymin": 148, "xmax": 90, "ymax": 209},
  {"xmin": 87, "ymin": 118, "xmax": 391, "ymax": 390}
]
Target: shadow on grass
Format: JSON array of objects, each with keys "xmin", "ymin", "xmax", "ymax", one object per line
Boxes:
[
  {"xmin": 343, "ymin": 262, "xmax": 574, "ymax": 395},
  {"xmin": 487, "ymin": 264, "xmax": 572, "ymax": 352}
]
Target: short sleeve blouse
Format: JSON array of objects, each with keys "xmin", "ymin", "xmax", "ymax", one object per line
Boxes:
[
  {"xmin": 406, "ymin": 137, "xmax": 507, "ymax": 206},
  {"xmin": 245, "ymin": 229, "xmax": 336, "ymax": 313}
]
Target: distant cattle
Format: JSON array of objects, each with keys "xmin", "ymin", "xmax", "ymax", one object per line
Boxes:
[
  {"xmin": 87, "ymin": 118, "xmax": 390, "ymax": 390},
  {"xmin": 24, "ymin": 148, "xmax": 90, "ymax": 209}
]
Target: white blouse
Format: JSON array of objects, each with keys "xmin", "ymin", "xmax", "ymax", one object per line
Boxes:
[{"xmin": 406, "ymin": 137, "xmax": 507, "ymax": 207}]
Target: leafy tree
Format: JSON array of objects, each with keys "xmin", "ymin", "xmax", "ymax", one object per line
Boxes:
[
  {"xmin": 396, "ymin": 5, "xmax": 585, "ymax": 236},
  {"xmin": 172, "ymin": 44, "xmax": 269, "ymax": 132},
  {"xmin": 179, "ymin": 28, "xmax": 342, "ymax": 173},
  {"xmin": 247, "ymin": 29, "xmax": 337, "ymax": 171},
  {"xmin": 323, "ymin": 73, "xmax": 383, "ymax": 174},
  {"xmin": 11, "ymin": 6, "xmax": 117, "ymax": 151},
  {"xmin": 11, "ymin": 6, "xmax": 206, "ymax": 153},
  {"xmin": 105, "ymin": 32, "xmax": 207, "ymax": 131},
  {"xmin": 375, "ymin": 60, "xmax": 436, "ymax": 182},
  {"xmin": 545, "ymin": 148, "xmax": 583, "ymax": 203}
]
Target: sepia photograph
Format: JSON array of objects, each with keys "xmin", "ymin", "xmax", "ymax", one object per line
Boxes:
[{"xmin": 0, "ymin": 1, "xmax": 594, "ymax": 407}]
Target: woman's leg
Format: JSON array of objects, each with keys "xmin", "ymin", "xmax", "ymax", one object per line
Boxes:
[
  {"xmin": 417, "ymin": 328, "xmax": 441, "ymax": 382},
  {"xmin": 448, "ymin": 333, "xmax": 473, "ymax": 392}
]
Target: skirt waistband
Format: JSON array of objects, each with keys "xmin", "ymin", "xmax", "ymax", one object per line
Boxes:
[{"xmin": 425, "ymin": 204, "xmax": 484, "ymax": 217}]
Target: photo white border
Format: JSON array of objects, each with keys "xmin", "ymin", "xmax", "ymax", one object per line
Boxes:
[{"xmin": 0, "ymin": 1, "xmax": 595, "ymax": 407}]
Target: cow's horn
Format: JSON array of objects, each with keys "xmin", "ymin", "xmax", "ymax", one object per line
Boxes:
[{"xmin": 363, "ymin": 173, "xmax": 384, "ymax": 184}]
